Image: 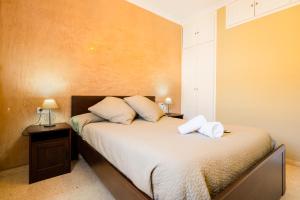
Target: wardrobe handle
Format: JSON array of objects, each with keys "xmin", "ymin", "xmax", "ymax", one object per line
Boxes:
[
  {"xmin": 255, "ymin": 1, "xmax": 259, "ymax": 5},
  {"xmin": 251, "ymin": 3, "xmax": 254, "ymax": 7}
]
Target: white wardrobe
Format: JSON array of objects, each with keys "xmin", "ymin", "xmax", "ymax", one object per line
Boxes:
[{"xmin": 181, "ymin": 12, "xmax": 216, "ymax": 121}]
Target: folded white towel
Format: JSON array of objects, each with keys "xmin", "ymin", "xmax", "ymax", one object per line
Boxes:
[
  {"xmin": 198, "ymin": 122, "xmax": 224, "ymax": 138},
  {"xmin": 178, "ymin": 115, "xmax": 207, "ymax": 135}
]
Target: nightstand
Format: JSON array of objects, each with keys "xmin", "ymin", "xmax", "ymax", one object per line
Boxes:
[
  {"xmin": 165, "ymin": 113, "xmax": 184, "ymax": 119},
  {"xmin": 23, "ymin": 123, "xmax": 71, "ymax": 183}
]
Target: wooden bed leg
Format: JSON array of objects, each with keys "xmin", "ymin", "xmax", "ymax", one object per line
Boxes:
[{"xmin": 71, "ymin": 131, "xmax": 79, "ymax": 160}]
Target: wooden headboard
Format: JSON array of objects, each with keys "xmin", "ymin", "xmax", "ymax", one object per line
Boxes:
[{"xmin": 71, "ymin": 96, "xmax": 155, "ymax": 117}]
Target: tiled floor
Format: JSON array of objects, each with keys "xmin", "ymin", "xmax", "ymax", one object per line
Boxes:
[
  {"xmin": 0, "ymin": 158, "xmax": 114, "ymax": 200},
  {"xmin": 281, "ymin": 164, "xmax": 300, "ymax": 200},
  {"xmin": 0, "ymin": 158, "xmax": 299, "ymax": 200}
]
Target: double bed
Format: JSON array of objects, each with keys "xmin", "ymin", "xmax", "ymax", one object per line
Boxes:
[{"xmin": 71, "ymin": 96, "xmax": 286, "ymax": 200}]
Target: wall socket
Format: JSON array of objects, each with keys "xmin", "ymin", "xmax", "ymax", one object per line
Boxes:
[{"xmin": 36, "ymin": 107, "xmax": 48, "ymax": 114}]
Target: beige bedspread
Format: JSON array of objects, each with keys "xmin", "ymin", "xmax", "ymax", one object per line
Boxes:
[{"xmin": 80, "ymin": 117, "xmax": 273, "ymax": 200}]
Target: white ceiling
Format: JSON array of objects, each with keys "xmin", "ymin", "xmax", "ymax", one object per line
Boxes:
[{"xmin": 127, "ymin": 0, "xmax": 231, "ymax": 24}]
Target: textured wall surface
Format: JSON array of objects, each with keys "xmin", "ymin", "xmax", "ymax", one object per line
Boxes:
[
  {"xmin": 0, "ymin": 0, "xmax": 182, "ymax": 170},
  {"xmin": 217, "ymin": 6, "xmax": 300, "ymax": 162}
]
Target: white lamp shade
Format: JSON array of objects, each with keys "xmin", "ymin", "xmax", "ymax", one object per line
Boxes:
[
  {"xmin": 42, "ymin": 99, "xmax": 58, "ymax": 109},
  {"xmin": 164, "ymin": 97, "xmax": 172, "ymax": 105}
]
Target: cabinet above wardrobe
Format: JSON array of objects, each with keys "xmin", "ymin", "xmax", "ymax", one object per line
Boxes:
[
  {"xmin": 226, "ymin": 0, "xmax": 300, "ymax": 28},
  {"xmin": 183, "ymin": 14, "xmax": 215, "ymax": 49}
]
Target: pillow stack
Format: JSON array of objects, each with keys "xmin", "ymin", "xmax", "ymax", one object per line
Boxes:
[{"xmin": 88, "ymin": 95, "xmax": 165, "ymax": 125}]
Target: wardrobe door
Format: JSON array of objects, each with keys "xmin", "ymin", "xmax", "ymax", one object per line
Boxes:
[
  {"xmin": 255, "ymin": 0, "xmax": 290, "ymax": 16},
  {"xmin": 182, "ymin": 43, "xmax": 215, "ymax": 120},
  {"xmin": 183, "ymin": 14, "xmax": 215, "ymax": 49},
  {"xmin": 194, "ymin": 43, "xmax": 215, "ymax": 121},
  {"xmin": 226, "ymin": 0, "xmax": 255, "ymax": 27},
  {"xmin": 182, "ymin": 11, "xmax": 216, "ymax": 120},
  {"xmin": 182, "ymin": 47, "xmax": 198, "ymax": 119},
  {"xmin": 183, "ymin": 23, "xmax": 200, "ymax": 49}
]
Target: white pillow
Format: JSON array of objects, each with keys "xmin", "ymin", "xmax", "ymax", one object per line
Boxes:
[
  {"xmin": 70, "ymin": 113, "xmax": 104, "ymax": 134},
  {"xmin": 88, "ymin": 97, "xmax": 136, "ymax": 125},
  {"xmin": 124, "ymin": 95, "xmax": 164, "ymax": 122}
]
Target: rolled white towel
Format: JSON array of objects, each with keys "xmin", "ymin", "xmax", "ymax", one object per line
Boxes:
[
  {"xmin": 198, "ymin": 122, "xmax": 224, "ymax": 138},
  {"xmin": 178, "ymin": 115, "xmax": 207, "ymax": 135}
]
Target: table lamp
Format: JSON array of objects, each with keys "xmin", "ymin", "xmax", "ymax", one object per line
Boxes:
[
  {"xmin": 164, "ymin": 97, "xmax": 172, "ymax": 114},
  {"xmin": 42, "ymin": 99, "xmax": 58, "ymax": 127}
]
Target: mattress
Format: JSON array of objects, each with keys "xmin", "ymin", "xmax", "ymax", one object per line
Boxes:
[{"xmin": 80, "ymin": 116, "xmax": 273, "ymax": 200}]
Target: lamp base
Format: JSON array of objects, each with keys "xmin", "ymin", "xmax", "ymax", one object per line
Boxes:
[{"xmin": 44, "ymin": 124, "xmax": 56, "ymax": 128}]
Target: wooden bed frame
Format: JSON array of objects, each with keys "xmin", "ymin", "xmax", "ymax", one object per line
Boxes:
[{"xmin": 71, "ymin": 96, "xmax": 286, "ymax": 200}]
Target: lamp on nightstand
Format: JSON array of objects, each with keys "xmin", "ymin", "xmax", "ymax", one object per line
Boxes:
[
  {"xmin": 42, "ymin": 99, "xmax": 58, "ymax": 127},
  {"xmin": 164, "ymin": 97, "xmax": 172, "ymax": 114}
]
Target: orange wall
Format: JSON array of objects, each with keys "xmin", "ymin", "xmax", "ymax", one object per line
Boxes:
[
  {"xmin": 217, "ymin": 6, "xmax": 300, "ymax": 162},
  {"xmin": 0, "ymin": 0, "xmax": 182, "ymax": 170}
]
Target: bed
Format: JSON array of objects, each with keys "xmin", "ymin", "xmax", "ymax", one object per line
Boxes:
[{"xmin": 71, "ymin": 96, "xmax": 286, "ymax": 200}]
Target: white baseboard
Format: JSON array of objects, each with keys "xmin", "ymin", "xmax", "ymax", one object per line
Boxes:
[{"xmin": 287, "ymin": 159, "xmax": 300, "ymax": 167}]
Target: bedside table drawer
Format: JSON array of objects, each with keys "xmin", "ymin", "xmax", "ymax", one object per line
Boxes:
[
  {"xmin": 30, "ymin": 137, "xmax": 70, "ymax": 183},
  {"xmin": 31, "ymin": 130, "xmax": 69, "ymax": 142}
]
